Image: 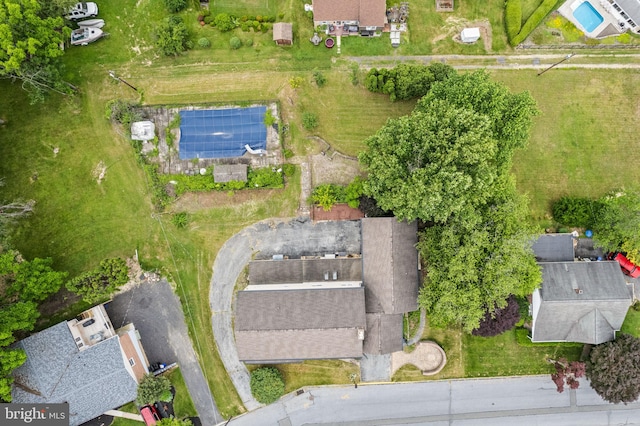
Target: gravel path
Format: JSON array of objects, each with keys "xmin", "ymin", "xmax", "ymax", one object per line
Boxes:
[
  {"xmin": 210, "ymin": 218, "xmax": 362, "ymax": 412},
  {"xmin": 346, "ymin": 54, "xmax": 640, "ymax": 70}
]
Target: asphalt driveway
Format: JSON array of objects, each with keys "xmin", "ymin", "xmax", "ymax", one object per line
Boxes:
[{"xmin": 105, "ymin": 280, "xmax": 221, "ymax": 425}]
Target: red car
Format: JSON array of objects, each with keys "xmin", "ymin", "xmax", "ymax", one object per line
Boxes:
[
  {"xmin": 611, "ymin": 253, "xmax": 640, "ymax": 278},
  {"xmin": 140, "ymin": 405, "xmax": 160, "ymax": 426}
]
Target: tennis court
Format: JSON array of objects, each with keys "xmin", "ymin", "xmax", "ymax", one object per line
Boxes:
[{"xmin": 178, "ymin": 106, "xmax": 267, "ymax": 159}]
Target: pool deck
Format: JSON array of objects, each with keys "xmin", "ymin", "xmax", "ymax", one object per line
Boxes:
[{"xmin": 558, "ymin": 0, "xmax": 625, "ymax": 38}]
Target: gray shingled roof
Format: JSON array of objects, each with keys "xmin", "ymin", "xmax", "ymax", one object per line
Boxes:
[
  {"xmin": 248, "ymin": 258, "xmax": 362, "ymax": 285},
  {"xmin": 235, "ymin": 287, "xmax": 366, "ymax": 362},
  {"xmin": 532, "ymin": 262, "xmax": 632, "ymax": 344},
  {"xmin": 12, "ymin": 323, "xmax": 137, "ymax": 426},
  {"xmin": 532, "ymin": 234, "xmax": 575, "ymax": 262},
  {"xmin": 363, "ymin": 313, "xmax": 403, "ymax": 355},
  {"xmin": 616, "ymin": 0, "xmax": 640, "ymax": 25},
  {"xmin": 362, "ymin": 218, "xmax": 419, "ymax": 314}
]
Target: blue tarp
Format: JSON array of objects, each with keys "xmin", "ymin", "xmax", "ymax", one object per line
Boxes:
[{"xmin": 178, "ymin": 107, "xmax": 267, "ymax": 159}]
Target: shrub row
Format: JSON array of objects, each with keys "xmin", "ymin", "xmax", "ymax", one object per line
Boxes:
[
  {"xmin": 364, "ymin": 63, "xmax": 455, "ymax": 102},
  {"xmin": 510, "ymin": 0, "xmax": 560, "ymax": 46},
  {"xmin": 505, "ymin": 0, "xmax": 522, "ymax": 43},
  {"xmin": 552, "ymin": 196, "xmax": 599, "ymax": 228},
  {"xmin": 310, "ymin": 177, "xmax": 364, "ymax": 211},
  {"xmin": 162, "ymin": 166, "xmax": 285, "ymax": 196}
]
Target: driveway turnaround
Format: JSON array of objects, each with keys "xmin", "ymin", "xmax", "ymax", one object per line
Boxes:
[
  {"xmin": 210, "ymin": 218, "xmax": 362, "ymax": 411},
  {"xmin": 226, "ymin": 376, "xmax": 640, "ymax": 425},
  {"xmin": 106, "ymin": 280, "xmax": 221, "ymax": 425}
]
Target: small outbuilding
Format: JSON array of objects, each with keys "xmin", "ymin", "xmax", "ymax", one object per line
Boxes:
[
  {"xmin": 273, "ymin": 22, "xmax": 293, "ymax": 46},
  {"xmin": 213, "ymin": 164, "xmax": 248, "ymax": 183},
  {"xmin": 460, "ymin": 27, "xmax": 480, "ymax": 43},
  {"xmin": 130, "ymin": 121, "xmax": 155, "ymax": 141}
]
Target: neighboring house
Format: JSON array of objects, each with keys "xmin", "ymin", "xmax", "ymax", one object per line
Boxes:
[
  {"xmin": 213, "ymin": 164, "xmax": 248, "ymax": 183},
  {"xmin": 312, "ymin": 0, "xmax": 387, "ymax": 36},
  {"xmin": 11, "ymin": 305, "xmax": 150, "ymax": 426},
  {"xmin": 530, "ymin": 234, "xmax": 632, "ymax": 344},
  {"xmin": 531, "ymin": 233, "xmax": 575, "ymax": 262},
  {"xmin": 235, "ymin": 257, "xmax": 366, "ymax": 363},
  {"xmin": 234, "ymin": 217, "xmax": 420, "ymax": 362},
  {"xmin": 273, "ymin": 22, "xmax": 293, "ymax": 45},
  {"xmin": 361, "ymin": 217, "xmax": 419, "ymax": 355},
  {"xmin": 606, "ymin": 0, "xmax": 640, "ymax": 32}
]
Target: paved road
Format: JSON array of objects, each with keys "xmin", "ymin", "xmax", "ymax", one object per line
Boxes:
[
  {"xmin": 106, "ymin": 280, "xmax": 221, "ymax": 425},
  {"xmin": 226, "ymin": 376, "xmax": 640, "ymax": 426},
  {"xmin": 210, "ymin": 218, "xmax": 362, "ymax": 411}
]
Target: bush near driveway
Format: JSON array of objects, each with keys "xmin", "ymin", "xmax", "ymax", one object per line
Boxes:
[{"xmin": 250, "ymin": 367, "xmax": 285, "ymax": 404}]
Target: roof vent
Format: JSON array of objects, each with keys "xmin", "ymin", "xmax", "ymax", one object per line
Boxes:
[
  {"xmin": 575, "ymin": 288, "xmax": 583, "ymax": 294},
  {"xmin": 324, "ymin": 271, "xmax": 329, "ymax": 281},
  {"xmin": 357, "ymin": 328, "xmax": 365, "ymax": 340},
  {"xmin": 333, "ymin": 271, "xmax": 338, "ymax": 280}
]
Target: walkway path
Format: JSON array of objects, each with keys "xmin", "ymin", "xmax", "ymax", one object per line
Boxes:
[
  {"xmin": 210, "ymin": 219, "xmax": 362, "ymax": 412},
  {"xmin": 103, "ymin": 410, "xmax": 143, "ymax": 421},
  {"xmin": 226, "ymin": 376, "xmax": 640, "ymax": 426}
]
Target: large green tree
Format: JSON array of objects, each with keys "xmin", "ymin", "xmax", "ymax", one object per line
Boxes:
[
  {"xmin": 417, "ymin": 178, "xmax": 541, "ymax": 331},
  {"xmin": 136, "ymin": 374, "xmax": 173, "ymax": 406},
  {"xmin": 592, "ymin": 189, "xmax": 640, "ymax": 264},
  {"xmin": 0, "ymin": 0, "xmax": 71, "ymax": 102},
  {"xmin": 360, "ymin": 70, "xmax": 541, "ymax": 331},
  {"xmin": 586, "ymin": 334, "xmax": 640, "ymax": 404}
]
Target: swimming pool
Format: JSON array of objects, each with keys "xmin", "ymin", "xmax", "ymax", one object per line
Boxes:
[{"xmin": 573, "ymin": 1, "xmax": 604, "ymax": 32}]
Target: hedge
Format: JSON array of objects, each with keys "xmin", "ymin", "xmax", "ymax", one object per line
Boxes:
[
  {"xmin": 505, "ymin": 0, "xmax": 523, "ymax": 43},
  {"xmin": 250, "ymin": 367, "xmax": 285, "ymax": 404},
  {"xmin": 510, "ymin": 0, "xmax": 559, "ymax": 46}
]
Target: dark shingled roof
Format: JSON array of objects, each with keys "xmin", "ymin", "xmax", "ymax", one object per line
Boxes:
[
  {"xmin": 363, "ymin": 313, "xmax": 403, "ymax": 355},
  {"xmin": 248, "ymin": 258, "xmax": 362, "ymax": 284},
  {"xmin": 532, "ymin": 234, "xmax": 575, "ymax": 262},
  {"xmin": 11, "ymin": 323, "xmax": 138, "ymax": 426},
  {"xmin": 213, "ymin": 164, "xmax": 248, "ymax": 183},
  {"xmin": 235, "ymin": 288, "xmax": 366, "ymax": 362},
  {"xmin": 362, "ymin": 218, "xmax": 419, "ymax": 314},
  {"xmin": 532, "ymin": 261, "xmax": 632, "ymax": 344},
  {"xmin": 312, "ymin": 0, "xmax": 386, "ymax": 27}
]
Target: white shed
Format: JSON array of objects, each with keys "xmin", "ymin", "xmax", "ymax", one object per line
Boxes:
[
  {"xmin": 460, "ymin": 27, "xmax": 480, "ymax": 43},
  {"xmin": 131, "ymin": 121, "xmax": 155, "ymax": 141}
]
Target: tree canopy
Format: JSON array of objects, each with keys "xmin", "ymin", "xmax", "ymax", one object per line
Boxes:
[
  {"xmin": 586, "ymin": 334, "xmax": 640, "ymax": 404},
  {"xmin": 136, "ymin": 373, "xmax": 173, "ymax": 406},
  {"xmin": 0, "ymin": 249, "xmax": 68, "ymax": 401},
  {"xmin": 471, "ymin": 294, "xmax": 521, "ymax": 337},
  {"xmin": 0, "ymin": 0, "xmax": 72, "ymax": 102},
  {"xmin": 417, "ymin": 179, "xmax": 541, "ymax": 331},
  {"xmin": 361, "ymin": 70, "xmax": 541, "ymax": 331},
  {"xmin": 66, "ymin": 257, "xmax": 129, "ymax": 304}
]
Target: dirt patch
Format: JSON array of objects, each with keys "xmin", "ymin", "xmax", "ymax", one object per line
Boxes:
[
  {"xmin": 92, "ymin": 161, "xmax": 107, "ymax": 184},
  {"xmin": 170, "ymin": 188, "xmax": 281, "ymax": 212},
  {"xmin": 312, "ymin": 204, "xmax": 364, "ymax": 221},
  {"xmin": 433, "ymin": 16, "xmax": 493, "ymax": 53}
]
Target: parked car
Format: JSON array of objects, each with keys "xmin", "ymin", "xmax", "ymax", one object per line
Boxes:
[
  {"xmin": 65, "ymin": 2, "xmax": 98, "ymax": 20},
  {"xmin": 140, "ymin": 405, "xmax": 160, "ymax": 426},
  {"xmin": 609, "ymin": 252, "xmax": 640, "ymax": 278}
]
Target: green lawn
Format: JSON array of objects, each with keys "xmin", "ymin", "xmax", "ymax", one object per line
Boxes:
[
  {"xmin": 621, "ymin": 307, "xmax": 640, "ymax": 337},
  {"xmin": 247, "ymin": 360, "xmax": 360, "ymax": 393},
  {"xmin": 393, "ymin": 326, "xmax": 583, "ymax": 382}
]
